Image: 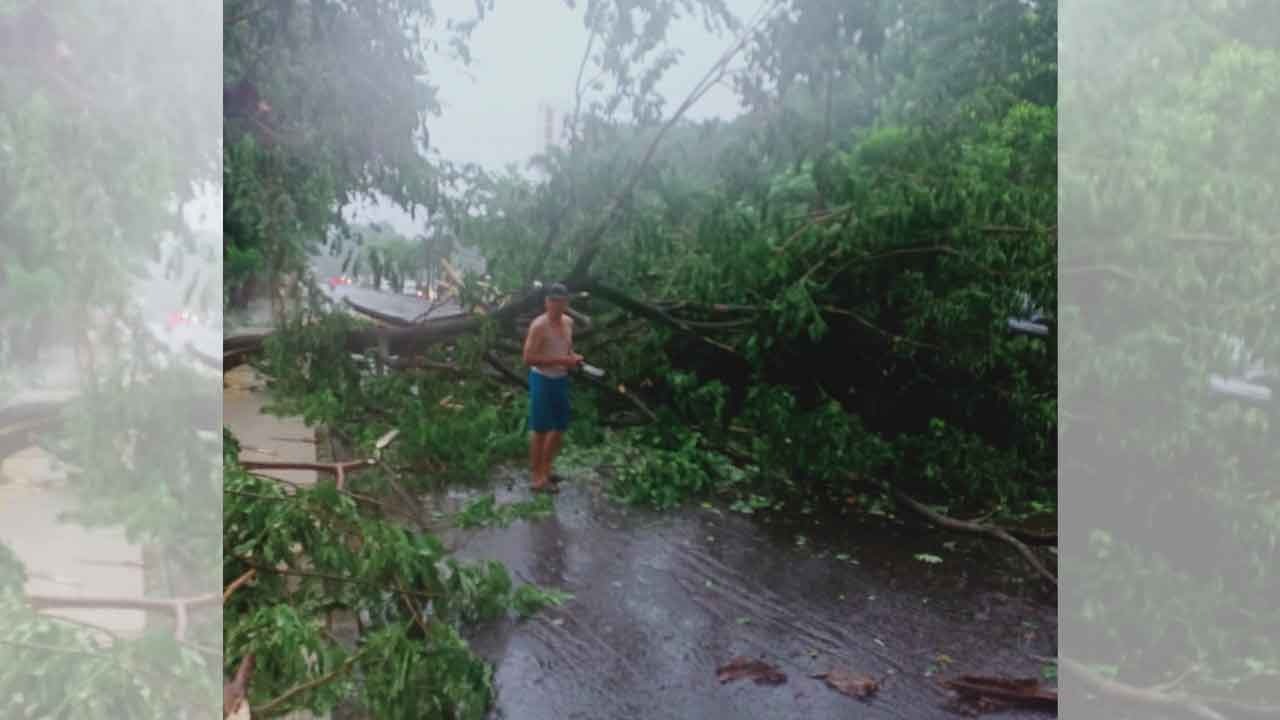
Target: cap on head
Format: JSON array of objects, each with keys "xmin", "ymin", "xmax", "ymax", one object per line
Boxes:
[{"xmin": 545, "ymin": 283, "xmax": 569, "ymax": 301}]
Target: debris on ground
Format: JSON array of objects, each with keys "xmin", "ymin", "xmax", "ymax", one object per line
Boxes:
[
  {"xmin": 812, "ymin": 667, "xmax": 881, "ymax": 698},
  {"xmin": 716, "ymin": 656, "xmax": 787, "ymax": 686},
  {"xmin": 941, "ymin": 674, "xmax": 1057, "ymax": 715},
  {"xmin": 224, "ymin": 364, "xmax": 266, "ymax": 391}
]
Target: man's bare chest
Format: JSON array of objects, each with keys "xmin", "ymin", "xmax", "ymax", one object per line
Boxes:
[{"xmin": 541, "ymin": 320, "xmax": 571, "ymax": 348}]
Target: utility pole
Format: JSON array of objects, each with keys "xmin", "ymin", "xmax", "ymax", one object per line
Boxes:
[{"xmin": 544, "ymin": 104, "xmax": 554, "ymax": 152}]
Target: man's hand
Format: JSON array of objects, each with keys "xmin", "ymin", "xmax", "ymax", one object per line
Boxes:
[{"xmin": 563, "ymin": 353, "xmax": 584, "ymax": 368}]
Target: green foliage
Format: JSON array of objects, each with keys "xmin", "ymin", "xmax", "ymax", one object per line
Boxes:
[
  {"xmin": 892, "ymin": 417, "xmax": 1040, "ymax": 504},
  {"xmin": 223, "ymin": 134, "xmax": 337, "ymax": 302},
  {"xmin": 571, "ymin": 424, "xmax": 742, "ymax": 510},
  {"xmin": 357, "ymin": 624, "xmax": 493, "ymax": 720},
  {"xmin": 511, "ymin": 585, "xmax": 574, "ymax": 620},
  {"xmin": 260, "ymin": 319, "xmax": 530, "ymax": 485},
  {"xmin": 339, "ymin": 222, "xmax": 445, "ymax": 293},
  {"xmin": 739, "ymin": 387, "xmax": 891, "ymax": 492},
  {"xmin": 223, "ymin": 442, "xmax": 566, "ymax": 717},
  {"xmin": 728, "ymin": 493, "xmax": 777, "ymax": 516},
  {"xmin": 1, "ymin": 489, "xmax": 216, "ymax": 712},
  {"xmin": 454, "ymin": 494, "xmax": 555, "ymax": 529},
  {"xmin": 0, "ymin": 541, "xmax": 25, "ymax": 595},
  {"xmin": 56, "ymin": 362, "xmax": 222, "ymax": 564},
  {"xmin": 222, "ymin": 0, "xmax": 473, "ymax": 303},
  {"xmin": 559, "ymin": 0, "xmax": 738, "ymax": 125},
  {"xmin": 0, "ymin": 602, "xmax": 218, "ymax": 718}
]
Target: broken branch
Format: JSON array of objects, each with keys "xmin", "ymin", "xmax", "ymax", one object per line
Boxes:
[
  {"xmin": 942, "ymin": 675, "xmax": 1057, "ymax": 710},
  {"xmin": 483, "ymin": 350, "xmax": 529, "ymax": 390},
  {"xmin": 891, "ymin": 487, "xmax": 1056, "ymax": 586},
  {"xmin": 239, "ymin": 458, "xmax": 375, "ymax": 491},
  {"xmin": 584, "ymin": 280, "xmax": 739, "ymax": 355},
  {"xmin": 254, "ymin": 649, "xmax": 366, "ymax": 717},
  {"xmin": 231, "ymin": 556, "xmax": 436, "ymax": 603},
  {"xmin": 224, "ymin": 654, "xmax": 255, "ymax": 719},
  {"xmin": 28, "ymin": 592, "xmax": 219, "ymax": 641},
  {"xmin": 224, "ymin": 569, "xmax": 257, "ymax": 602},
  {"xmin": 847, "ymin": 473, "xmax": 1056, "ymax": 586},
  {"xmin": 27, "ymin": 592, "xmax": 220, "ymax": 613},
  {"xmin": 575, "ymin": 365, "xmax": 659, "ymax": 424},
  {"xmin": 343, "ymin": 296, "xmax": 413, "ymax": 327}
]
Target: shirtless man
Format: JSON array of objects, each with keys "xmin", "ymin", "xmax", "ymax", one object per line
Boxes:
[{"xmin": 522, "ymin": 283, "xmax": 582, "ymax": 492}]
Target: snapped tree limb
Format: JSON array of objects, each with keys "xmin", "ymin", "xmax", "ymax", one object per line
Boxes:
[
  {"xmin": 847, "ymin": 473, "xmax": 1057, "ymax": 586},
  {"xmin": 239, "ymin": 458, "xmax": 376, "ymax": 491},
  {"xmin": 893, "ymin": 487, "xmax": 1057, "ymax": 587},
  {"xmin": 27, "ymin": 591, "xmax": 219, "ymax": 641}
]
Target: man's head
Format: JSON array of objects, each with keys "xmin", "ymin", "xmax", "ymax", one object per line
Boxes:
[{"xmin": 544, "ymin": 283, "xmax": 570, "ymax": 317}]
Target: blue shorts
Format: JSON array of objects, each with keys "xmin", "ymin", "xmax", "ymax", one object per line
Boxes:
[{"xmin": 528, "ymin": 370, "xmax": 570, "ymax": 432}]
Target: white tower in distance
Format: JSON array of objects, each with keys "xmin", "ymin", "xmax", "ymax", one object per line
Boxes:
[
  {"xmin": 532, "ymin": 98, "xmax": 572, "ymax": 180},
  {"xmin": 536, "ymin": 100, "xmax": 556, "ymax": 156}
]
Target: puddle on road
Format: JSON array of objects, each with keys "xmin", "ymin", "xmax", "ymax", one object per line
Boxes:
[{"xmin": 428, "ymin": 468, "xmax": 1057, "ymax": 720}]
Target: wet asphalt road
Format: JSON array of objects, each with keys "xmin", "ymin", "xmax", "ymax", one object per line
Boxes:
[{"xmin": 437, "ymin": 470, "xmax": 1057, "ymax": 720}]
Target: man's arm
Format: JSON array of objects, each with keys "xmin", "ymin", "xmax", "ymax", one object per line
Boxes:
[
  {"xmin": 564, "ymin": 316, "xmax": 583, "ymax": 366},
  {"xmin": 522, "ymin": 319, "xmax": 542, "ymax": 367}
]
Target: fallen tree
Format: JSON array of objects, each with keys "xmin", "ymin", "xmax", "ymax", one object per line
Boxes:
[{"xmin": 0, "ymin": 401, "xmax": 68, "ymax": 461}]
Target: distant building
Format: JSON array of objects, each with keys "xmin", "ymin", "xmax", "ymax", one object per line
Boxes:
[
  {"xmin": 453, "ymin": 244, "xmax": 486, "ymax": 276},
  {"xmin": 536, "ymin": 101, "xmax": 554, "ymax": 155},
  {"xmin": 535, "ymin": 99, "xmax": 572, "ymax": 156}
]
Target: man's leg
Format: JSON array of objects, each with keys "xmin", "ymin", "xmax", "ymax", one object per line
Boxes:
[
  {"xmin": 543, "ymin": 376, "xmax": 570, "ymax": 481},
  {"xmin": 529, "ymin": 371, "xmax": 551, "ymax": 488},
  {"xmin": 542, "ymin": 431, "xmax": 564, "ymax": 480},
  {"xmin": 530, "ymin": 431, "xmax": 547, "ymax": 486}
]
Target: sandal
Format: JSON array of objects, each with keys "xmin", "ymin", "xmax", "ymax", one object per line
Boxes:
[{"xmin": 531, "ymin": 482, "xmax": 560, "ymax": 494}]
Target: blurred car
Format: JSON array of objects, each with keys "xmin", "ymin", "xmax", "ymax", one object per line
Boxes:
[
  {"xmin": 403, "ymin": 283, "xmax": 434, "ymax": 300},
  {"xmin": 165, "ymin": 309, "xmax": 201, "ymax": 331},
  {"xmin": 145, "ymin": 307, "xmax": 220, "ymax": 372},
  {"xmin": 1008, "ymin": 292, "xmax": 1051, "ymax": 337}
]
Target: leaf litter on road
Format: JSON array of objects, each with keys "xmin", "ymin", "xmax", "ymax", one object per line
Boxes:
[
  {"xmin": 716, "ymin": 656, "xmax": 787, "ymax": 686},
  {"xmin": 812, "ymin": 667, "xmax": 882, "ymax": 699},
  {"xmin": 941, "ymin": 674, "xmax": 1057, "ymax": 714}
]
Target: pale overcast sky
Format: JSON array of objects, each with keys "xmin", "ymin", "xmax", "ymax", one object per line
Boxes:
[{"xmin": 346, "ymin": 0, "xmax": 764, "ymax": 235}]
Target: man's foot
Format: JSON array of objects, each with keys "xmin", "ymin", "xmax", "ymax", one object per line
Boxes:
[
  {"xmin": 549, "ymin": 472, "xmax": 568, "ymax": 484},
  {"xmin": 531, "ymin": 481, "xmax": 559, "ymax": 494}
]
